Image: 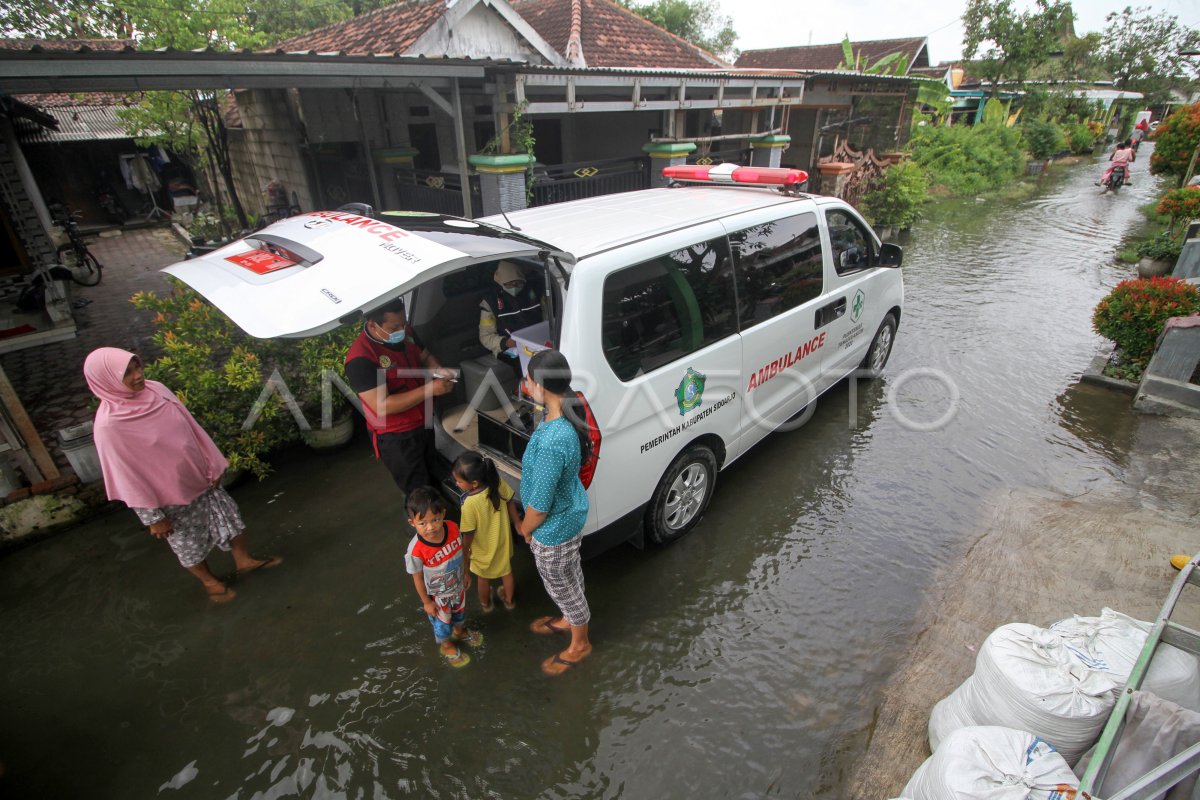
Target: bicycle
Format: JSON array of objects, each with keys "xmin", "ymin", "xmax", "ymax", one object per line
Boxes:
[{"xmin": 49, "ymin": 204, "xmax": 102, "ymax": 286}]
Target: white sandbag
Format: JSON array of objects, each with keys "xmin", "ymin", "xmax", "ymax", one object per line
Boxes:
[
  {"xmin": 929, "ymin": 623, "xmax": 1117, "ymax": 765},
  {"xmin": 1050, "ymin": 608, "xmax": 1200, "ymax": 713},
  {"xmin": 903, "ymin": 725, "xmax": 1079, "ymax": 800},
  {"xmin": 1092, "ymin": 691, "xmax": 1200, "ymax": 800}
]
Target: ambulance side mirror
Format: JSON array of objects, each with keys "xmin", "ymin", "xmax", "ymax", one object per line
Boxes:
[{"xmin": 879, "ymin": 242, "xmax": 903, "ymax": 268}]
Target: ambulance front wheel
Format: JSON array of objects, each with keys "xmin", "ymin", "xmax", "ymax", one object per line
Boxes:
[
  {"xmin": 646, "ymin": 444, "xmax": 718, "ymax": 545},
  {"xmin": 860, "ymin": 313, "xmax": 897, "ymax": 378}
]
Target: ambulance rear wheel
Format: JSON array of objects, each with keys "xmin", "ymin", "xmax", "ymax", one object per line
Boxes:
[
  {"xmin": 860, "ymin": 313, "xmax": 897, "ymax": 379},
  {"xmin": 646, "ymin": 445, "xmax": 717, "ymax": 545}
]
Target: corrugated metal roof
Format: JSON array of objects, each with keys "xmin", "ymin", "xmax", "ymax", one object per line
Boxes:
[
  {"xmin": 16, "ymin": 104, "xmax": 134, "ymax": 143},
  {"xmin": 504, "ymin": 62, "xmax": 809, "ymax": 80}
]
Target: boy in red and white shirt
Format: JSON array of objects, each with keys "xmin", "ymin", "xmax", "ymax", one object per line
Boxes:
[{"xmin": 404, "ymin": 487, "xmax": 483, "ymax": 667}]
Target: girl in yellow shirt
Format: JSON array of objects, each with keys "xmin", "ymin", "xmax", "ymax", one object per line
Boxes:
[{"xmin": 453, "ymin": 452, "xmax": 521, "ymax": 611}]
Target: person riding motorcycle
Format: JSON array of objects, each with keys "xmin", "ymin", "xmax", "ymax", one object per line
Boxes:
[{"xmin": 1100, "ymin": 139, "xmax": 1135, "ymax": 188}]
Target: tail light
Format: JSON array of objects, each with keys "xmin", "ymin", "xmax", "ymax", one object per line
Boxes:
[{"xmin": 574, "ymin": 391, "xmax": 601, "ymax": 489}]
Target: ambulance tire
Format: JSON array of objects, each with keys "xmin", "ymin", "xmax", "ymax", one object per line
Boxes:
[
  {"xmin": 860, "ymin": 313, "xmax": 897, "ymax": 379},
  {"xmin": 646, "ymin": 445, "xmax": 718, "ymax": 546}
]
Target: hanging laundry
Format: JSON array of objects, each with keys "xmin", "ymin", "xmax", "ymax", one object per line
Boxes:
[{"xmin": 130, "ymin": 154, "xmax": 161, "ymax": 194}]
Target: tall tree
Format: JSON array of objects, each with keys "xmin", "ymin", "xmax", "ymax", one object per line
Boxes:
[
  {"xmin": 1099, "ymin": 7, "xmax": 1200, "ymax": 105},
  {"xmin": 618, "ymin": 0, "xmax": 737, "ymax": 61},
  {"xmin": 0, "ymin": 0, "xmax": 130, "ymax": 38},
  {"xmin": 962, "ymin": 0, "xmax": 1074, "ymax": 95}
]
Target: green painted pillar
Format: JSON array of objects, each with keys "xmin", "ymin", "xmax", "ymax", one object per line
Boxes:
[
  {"xmin": 468, "ymin": 153, "xmax": 535, "ymax": 216},
  {"xmin": 643, "ymin": 142, "xmax": 696, "ymax": 188},
  {"xmin": 750, "ymin": 135, "xmax": 791, "ymax": 169}
]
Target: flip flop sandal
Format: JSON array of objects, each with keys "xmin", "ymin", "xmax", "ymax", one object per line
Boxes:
[
  {"xmin": 541, "ymin": 653, "xmax": 581, "ymax": 675},
  {"xmin": 530, "ymin": 616, "xmax": 570, "ymax": 635},
  {"xmin": 496, "ymin": 587, "xmax": 516, "ymax": 610},
  {"xmin": 444, "ymin": 648, "xmax": 471, "ymax": 668},
  {"xmin": 206, "ymin": 583, "xmax": 236, "ymax": 603},
  {"xmin": 237, "ymin": 555, "xmax": 283, "ymax": 575},
  {"xmin": 456, "ymin": 629, "xmax": 484, "ymax": 647}
]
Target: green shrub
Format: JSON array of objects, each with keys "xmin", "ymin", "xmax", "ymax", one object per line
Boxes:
[
  {"xmin": 130, "ymin": 282, "xmax": 362, "ymax": 477},
  {"xmin": 1022, "ymin": 119, "xmax": 1065, "ymax": 160},
  {"xmin": 909, "ymin": 124, "xmax": 1024, "ymax": 195},
  {"xmin": 1066, "ymin": 122, "xmax": 1096, "ymax": 154},
  {"xmin": 1135, "ymin": 231, "xmax": 1184, "ymax": 262},
  {"xmin": 862, "ymin": 161, "xmax": 930, "ymax": 228},
  {"xmin": 1092, "ymin": 276, "xmax": 1200, "ymax": 368}
]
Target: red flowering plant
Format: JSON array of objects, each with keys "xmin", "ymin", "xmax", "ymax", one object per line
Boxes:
[
  {"xmin": 1149, "ymin": 104, "xmax": 1200, "ymax": 183},
  {"xmin": 1092, "ymin": 277, "xmax": 1200, "ymax": 378},
  {"xmin": 1156, "ymin": 187, "xmax": 1200, "ymax": 231}
]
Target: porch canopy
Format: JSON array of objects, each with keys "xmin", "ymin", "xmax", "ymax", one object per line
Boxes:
[{"xmin": 0, "ymin": 47, "xmax": 488, "ymax": 92}]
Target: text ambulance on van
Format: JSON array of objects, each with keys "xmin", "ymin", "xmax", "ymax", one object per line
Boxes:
[{"xmin": 163, "ymin": 165, "xmax": 903, "ymax": 555}]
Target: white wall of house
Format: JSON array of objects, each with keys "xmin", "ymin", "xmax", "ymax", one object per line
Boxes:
[{"xmin": 409, "ymin": 3, "xmax": 550, "ymax": 63}]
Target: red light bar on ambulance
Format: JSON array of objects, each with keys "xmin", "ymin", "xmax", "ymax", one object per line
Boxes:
[{"xmin": 662, "ymin": 164, "xmax": 809, "ymax": 187}]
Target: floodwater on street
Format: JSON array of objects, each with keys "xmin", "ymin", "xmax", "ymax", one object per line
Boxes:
[{"xmin": 0, "ymin": 151, "xmax": 1169, "ymax": 799}]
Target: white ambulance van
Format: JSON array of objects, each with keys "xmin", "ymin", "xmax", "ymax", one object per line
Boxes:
[{"xmin": 164, "ymin": 166, "xmax": 903, "ymax": 554}]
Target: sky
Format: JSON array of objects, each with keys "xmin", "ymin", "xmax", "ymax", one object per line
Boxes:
[{"xmin": 724, "ymin": 0, "xmax": 1200, "ymax": 62}]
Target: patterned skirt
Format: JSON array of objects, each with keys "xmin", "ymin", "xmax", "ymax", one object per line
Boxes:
[
  {"xmin": 162, "ymin": 487, "xmax": 245, "ymax": 568},
  {"xmin": 530, "ymin": 534, "xmax": 590, "ymax": 626}
]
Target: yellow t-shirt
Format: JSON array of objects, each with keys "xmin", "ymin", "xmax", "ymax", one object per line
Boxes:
[{"xmin": 461, "ymin": 481, "xmax": 515, "ymax": 579}]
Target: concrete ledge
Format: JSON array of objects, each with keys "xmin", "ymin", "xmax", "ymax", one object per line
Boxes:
[{"xmin": 1079, "ymin": 353, "xmax": 1138, "ymax": 394}]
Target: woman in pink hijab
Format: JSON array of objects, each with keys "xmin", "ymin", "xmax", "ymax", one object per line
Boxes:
[{"xmin": 84, "ymin": 347, "xmax": 280, "ymax": 603}]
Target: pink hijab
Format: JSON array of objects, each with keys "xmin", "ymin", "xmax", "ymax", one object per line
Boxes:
[{"xmin": 83, "ymin": 347, "xmax": 228, "ymax": 509}]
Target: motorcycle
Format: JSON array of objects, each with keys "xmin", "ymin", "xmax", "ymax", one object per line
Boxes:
[{"xmin": 1103, "ymin": 164, "xmax": 1127, "ymax": 193}]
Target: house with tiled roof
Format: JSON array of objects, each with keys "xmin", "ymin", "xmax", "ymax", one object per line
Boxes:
[
  {"xmin": 1, "ymin": 9, "xmax": 916, "ymax": 250},
  {"xmin": 228, "ymin": 0, "xmax": 792, "ymax": 217},
  {"xmin": 736, "ymin": 37, "xmax": 930, "ymax": 74},
  {"xmin": 277, "ymin": 0, "xmax": 724, "ymax": 69}
]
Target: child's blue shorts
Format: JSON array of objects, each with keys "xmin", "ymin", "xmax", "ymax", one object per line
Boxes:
[{"xmin": 428, "ymin": 608, "xmax": 466, "ymax": 643}]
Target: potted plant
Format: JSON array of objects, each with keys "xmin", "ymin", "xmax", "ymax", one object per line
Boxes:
[
  {"xmin": 861, "ymin": 161, "xmax": 930, "ymax": 238},
  {"xmin": 131, "ymin": 282, "xmax": 299, "ymax": 479},
  {"xmin": 292, "ymin": 325, "xmax": 361, "ymax": 452},
  {"xmin": 186, "ymin": 210, "xmax": 222, "ymax": 246},
  {"xmin": 1135, "ymin": 232, "xmax": 1184, "ymax": 278},
  {"xmin": 1092, "ymin": 276, "xmax": 1200, "ymax": 381}
]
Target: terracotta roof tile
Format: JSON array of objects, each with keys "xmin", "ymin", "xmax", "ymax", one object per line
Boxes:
[
  {"xmin": 514, "ymin": 0, "xmax": 724, "ymax": 68},
  {"xmin": 737, "ymin": 37, "xmax": 928, "ymax": 73},
  {"xmin": 12, "ymin": 91, "xmax": 138, "ymax": 108},
  {"xmin": 0, "ymin": 37, "xmax": 134, "ymax": 52},
  {"xmin": 276, "ymin": 0, "xmax": 443, "ymax": 54}
]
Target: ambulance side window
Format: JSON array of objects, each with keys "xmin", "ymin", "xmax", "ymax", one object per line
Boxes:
[
  {"xmin": 728, "ymin": 212, "xmax": 824, "ymax": 329},
  {"xmin": 601, "ymin": 238, "xmax": 736, "ymax": 381},
  {"xmin": 826, "ymin": 209, "xmax": 875, "ymax": 276}
]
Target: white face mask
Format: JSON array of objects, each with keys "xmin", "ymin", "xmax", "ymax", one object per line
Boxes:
[{"xmin": 504, "ymin": 284, "xmax": 523, "ymax": 297}]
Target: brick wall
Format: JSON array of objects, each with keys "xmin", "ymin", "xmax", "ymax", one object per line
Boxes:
[{"xmin": 227, "ymin": 89, "xmax": 314, "ymax": 218}]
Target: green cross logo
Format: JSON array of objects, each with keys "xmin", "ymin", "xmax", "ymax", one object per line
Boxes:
[
  {"xmin": 674, "ymin": 368, "xmax": 706, "ymax": 416},
  {"xmin": 851, "ymin": 289, "xmax": 866, "ymax": 322}
]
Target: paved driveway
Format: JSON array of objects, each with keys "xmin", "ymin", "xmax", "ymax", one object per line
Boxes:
[{"xmin": 0, "ymin": 225, "xmax": 185, "ymax": 468}]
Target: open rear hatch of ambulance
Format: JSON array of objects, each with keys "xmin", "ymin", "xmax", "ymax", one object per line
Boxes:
[{"xmin": 163, "ymin": 210, "xmax": 573, "ymax": 339}]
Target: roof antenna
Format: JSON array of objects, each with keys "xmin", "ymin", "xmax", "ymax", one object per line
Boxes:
[{"xmin": 498, "ymin": 206, "xmax": 522, "ymax": 231}]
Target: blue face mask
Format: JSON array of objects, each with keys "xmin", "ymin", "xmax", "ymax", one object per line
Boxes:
[
  {"xmin": 385, "ymin": 328, "xmax": 406, "ymax": 345},
  {"xmin": 504, "ymin": 284, "xmax": 524, "ymax": 297}
]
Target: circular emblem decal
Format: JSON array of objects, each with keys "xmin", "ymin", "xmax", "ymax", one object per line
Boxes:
[
  {"xmin": 303, "ymin": 218, "xmax": 334, "ymax": 230},
  {"xmin": 674, "ymin": 368, "xmax": 707, "ymax": 416},
  {"xmin": 379, "ymin": 355, "xmax": 392, "ymax": 368}
]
